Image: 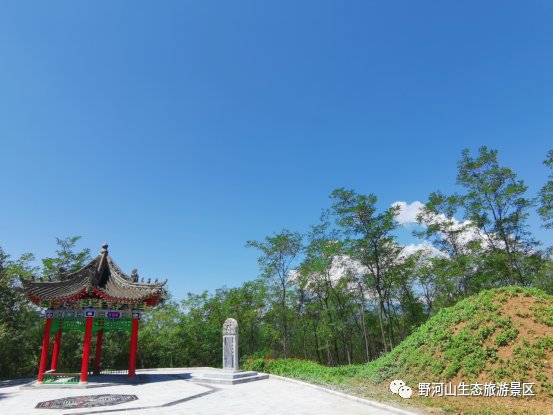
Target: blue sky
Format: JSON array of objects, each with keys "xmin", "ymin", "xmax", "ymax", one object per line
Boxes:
[{"xmin": 1, "ymin": 1, "xmax": 552, "ymax": 299}]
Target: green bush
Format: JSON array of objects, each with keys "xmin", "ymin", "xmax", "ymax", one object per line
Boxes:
[{"xmin": 495, "ymin": 327, "xmax": 519, "ymax": 347}]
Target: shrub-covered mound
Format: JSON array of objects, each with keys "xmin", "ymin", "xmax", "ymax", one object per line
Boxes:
[
  {"xmin": 243, "ymin": 287, "xmax": 553, "ymax": 414},
  {"xmin": 362, "ymin": 286, "xmax": 552, "ymax": 390}
]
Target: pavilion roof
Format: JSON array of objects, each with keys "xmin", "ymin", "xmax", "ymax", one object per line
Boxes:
[{"xmin": 21, "ymin": 243, "xmax": 167, "ymax": 306}]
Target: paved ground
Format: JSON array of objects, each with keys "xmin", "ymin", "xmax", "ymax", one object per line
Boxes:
[{"xmin": 0, "ymin": 368, "xmax": 417, "ymax": 415}]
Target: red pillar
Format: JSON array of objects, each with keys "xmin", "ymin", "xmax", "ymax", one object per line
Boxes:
[
  {"xmin": 128, "ymin": 316, "xmax": 139, "ymax": 377},
  {"xmin": 94, "ymin": 329, "xmax": 103, "ymax": 376},
  {"xmin": 37, "ymin": 316, "xmax": 52, "ymax": 382},
  {"xmin": 80, "ymin": 315, "xmax": 94, "ymax": 383},
  {"xmin": 50, "ymin": 326, "xmax": 62, "ymax": 372}
]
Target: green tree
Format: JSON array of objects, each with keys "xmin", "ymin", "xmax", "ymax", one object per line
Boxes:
[
  {"xmin": 296, "ymin": 220, "xmax": 355, "ymax": 364},
  {"xmin": 223, "ymin": 280, "xmax": 267, "ymax": 357},
  {"xmin": 456, "ymin": 147, "xmax": 537, "ymax": 286},
  {"xmin": 247, "ymin": 230, "xmax": 303, "ymax": 358},
  {"xmin": 415, "ymin": 191, "xmax": 485, "ymax": 299},
  {"xmin": 139, "ymin": 300, "xmax": 182, "ymax": 368},
  {"xmin": 0, "ymin": 247, "xmax": 41, "ymax": 379},
  {"xmin": 42, "ymin": 236, "xmax": 91, "ymax": 277},
  {"xmin": 538, "ymin": 150, "xmax": 553, "ymax": 229},
  {"xmin": 330, "ymin": 188, "xmax": 402, "ymax": 353}
]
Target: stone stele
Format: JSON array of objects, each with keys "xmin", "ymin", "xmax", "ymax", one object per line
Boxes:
[
  {"xmin": 222, "ymin": 318, "xmax": 239, "ymax": 371},
  {"xmin": 190, "ymin": 317, "xmax": 268, "ymax": 385}
]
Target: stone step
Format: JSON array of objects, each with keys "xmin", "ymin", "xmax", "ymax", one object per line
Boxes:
[
  {"xmin": 197, "ymin": 371, "xmax": 259, "ymax": 380},
  {"xmin": 190, "ymin": 371, "xmax": 269, "ymax": 385}
]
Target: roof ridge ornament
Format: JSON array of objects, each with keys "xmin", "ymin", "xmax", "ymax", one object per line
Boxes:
[
  {"xmin": 58, "ymin": 266, "xmax": 66, "ymax": 281},
  {"xmin": 94, "ymin": 242, "xmax": 109, "ymax": 286}
]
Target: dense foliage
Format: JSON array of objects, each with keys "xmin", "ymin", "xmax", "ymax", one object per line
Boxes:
[{"xmin": 1, "ymin": 147, "xmax": 552, "ymax": 380}]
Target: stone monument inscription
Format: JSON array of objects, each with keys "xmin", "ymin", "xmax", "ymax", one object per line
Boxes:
[
  {"xmin": 223, "ymin": 336, "xmax": 234, "ymax": 368},
  {"xmin": 222, "ymin": 318, "xmax": 239, "ymax": 370}
]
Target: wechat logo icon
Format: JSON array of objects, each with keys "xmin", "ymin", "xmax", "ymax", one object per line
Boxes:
[{"xmin": 389, "ymin": 379, "xmax": 413, "ymax": 399}]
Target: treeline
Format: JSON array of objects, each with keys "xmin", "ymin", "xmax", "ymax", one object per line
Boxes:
[
  {"xmin": 139, "ymin": 147, "xmax": 553, "ymax": 368},
  {"xmin": 1, "ymin": 147, "xmax": 552, "ymax": 378}
]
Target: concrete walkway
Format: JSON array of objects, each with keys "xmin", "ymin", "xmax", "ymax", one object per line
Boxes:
[{"xmin": 0, "ymin": 368, "xmax": 419, "ymax": 415}]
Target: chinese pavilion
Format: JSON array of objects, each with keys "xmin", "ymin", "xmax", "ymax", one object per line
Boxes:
[{"xmin": 21, "ymin": 243, "xmax": 167, "ymax": 384}]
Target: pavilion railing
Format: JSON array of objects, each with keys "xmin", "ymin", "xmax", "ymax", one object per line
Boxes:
[
  {"xmin": 99, "ymin": 368, "xmax": 129, "ymax": 376},
  {"xmin": 42, "ymin": 368, "xmax": 129, "ymax": 383},
  {"xmin": 42, "ymin": 369, "xmax": 84, "ymax": 384}
]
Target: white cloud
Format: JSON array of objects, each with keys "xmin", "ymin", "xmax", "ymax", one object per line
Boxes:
[
  {"xmin": 329, "ymin": 255, "xmax": 369, "ymax": 282},
  {"xmin": 392, "ymin": 200, "xmax": 489, "ymax": 253},
  {"xmin": 288, "ymin": 255, "xmax": 369, "ymax": 293},
  {"xmin": 392, "ymin": 201, "xmax": 424, "ymax": 225},
  {"xmin": 401, "ymin": 242, "xmax": 444, "ymax": 259},
  {"xmin": 392, "ymin": 200, "xmax": 492, "ymax": 256}
]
